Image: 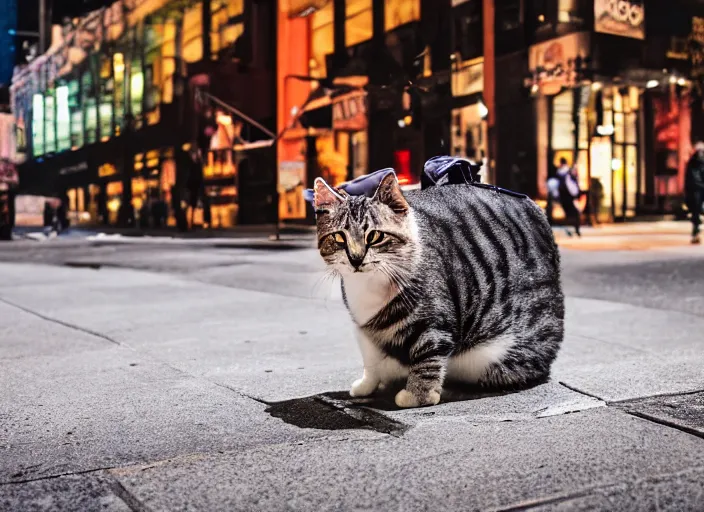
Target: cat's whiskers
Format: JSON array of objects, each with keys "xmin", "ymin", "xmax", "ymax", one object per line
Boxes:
[{"xmin": 310, "ymin": 267, "xmax": 341, "ymax": 300}]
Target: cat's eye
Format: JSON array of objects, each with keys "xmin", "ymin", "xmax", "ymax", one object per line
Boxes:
[
  {"xmin": 333, "ymin": 233, "xmax": 345, "ymax": 244},
  {"xmin": 366, "ymin": 230, "xmax": 384, "ymax": 246}
]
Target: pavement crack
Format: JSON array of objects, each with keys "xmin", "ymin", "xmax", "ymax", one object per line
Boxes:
[
  {"xmin": 610, "ymin": 388, "xmax": 704, "ymax": 405},
  {"xmin": 0, "ymin": 466, "xmax": 115, "ymax": 486},
  {"xmin": 0, "ymin": 296, "xmax": 121, "ymax": 346},
  {"xmin": 209, "ymin": 381, "xmax": 270, "ymax": 405},
  {"xmin": 618, "ymin": 409, "xmax": 704, "ymax": 441},
  {"xmin": 558, "ymin": 381, "xmax": 605, "ymax": 401},
  {"xmin": 491, "ymin": 466, "xmax": 704, "ymax": 511},
  {"xmin": 100, "ymin": 472, "xmax": 153, "ymax": 512}
]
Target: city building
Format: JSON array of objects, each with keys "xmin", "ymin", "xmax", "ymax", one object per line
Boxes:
[
  {"xmin": 11, "ymin": 0, "xmax": 704, "ymax": 230},
  {"xmin": 497, "ymin": 0, "xmax": 704, "ymax": 221},
  {"xmin": 10, "ymin": 0, "xmax": 276, "ymax": 229},
  {"xmin": 277, "ymin": 0, "xmax": 488, "ymax": 223}
]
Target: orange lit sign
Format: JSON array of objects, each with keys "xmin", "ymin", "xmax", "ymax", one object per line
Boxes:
[{"xmin": 98, "ymin": 163, "xmax": 118, "ymax": 178}]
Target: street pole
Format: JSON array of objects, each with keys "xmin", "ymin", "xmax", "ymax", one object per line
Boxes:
[{"xmin": 39, "ymin": 0, "xmax": 46, "ymax": 53}]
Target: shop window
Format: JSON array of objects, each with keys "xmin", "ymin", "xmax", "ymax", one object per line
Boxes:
[
  {"xmin": 183, "ymin": 3, "xmax": 204, "ymax": 63},
  {"xmin": 106, "ymin": 181, "xmax": 123, "ymax": 225},
  {"xmin": 451, "ymin": 60, "xmax": 483, "ymax": 97},
  {"xmin": 68, "ymin": 78, "xmax": 83, "ymax": 149},
  {"xmin": 56, "ymin": 85, "xmax": 71, "ymax": 152},
  {"xmin": 143, "ymin": 23, "xmax": 163, "ymax": 119},
  {"xmin": 310, "ymin": 1, "xmax": 333, "ymax": 78},
  {"xmin": 32, "ymin": 93, "xmax": 44, "ymax": 157},
  {"xmin": 67, "ymin": 188, "xmax": 90, "ymax": 224},
  {"xmin": 212, "ymin": 0, "xmax": 245, "ymax": 57},
  {"xmin": 160, "ymin": 21, "xmax": 178, "ymax": 104},
  {"xmin": 590, "ymin": 137, "xmax": 612, "ymax": 220},
  {"xmin": 578, "ymin": 107, "xmax": 589, "ymax": 150},
  {"xmin": 99, "ymin": 54, "xmax": 114, "ymax": 140},
  {"xmin": 625, "ymin": 145, "xmax": 637, "ymax": 217},
  {"xmin": 82, "ymin": 69, "xmax": 98, "ymax": 144},
  {"xmin": 113, "ymin": 52, "xmax": 126, "ymax": 134},
  {"xmin": 551, "ymin": 90, "xmax": 574, "ymax": 155},
  {"xmin": 44, "ymin": 91, "xmax": 56, "ymax": 154},
  {"xmin": 346, "ymin": 0, "xmax": 373, "ymax": 47},
  {"xmin": 614, "ymin": 112, "xmax": 624, "ymax": 143},
  {"xmin": 613, "ymin": 89, "xmax": 623, "ymax": 113},
  {"xmin": 613, "ymin": 144, "xmax": 624, "ymax": 216},
  {"xmin": 385, "ymin": 0, "xmax": 420, "ymax": 32},
  {"xmin": 451, "ymin": 102, "xmax": 487, "ymax": 164},
  {"xmin": 625, "ymin": 113, "xmax": 637, "ymax": 144}
]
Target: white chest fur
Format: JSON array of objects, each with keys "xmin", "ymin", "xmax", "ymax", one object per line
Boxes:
[{"xmin": 342, "ymin": 272, "xmax": 397, "ymax": 326}]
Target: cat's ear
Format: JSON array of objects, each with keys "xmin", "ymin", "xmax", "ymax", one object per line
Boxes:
[
  {"xmin": 314, "ymin": 178, "xmax": 344, "ymax": 211},
  {"xmin": 373, "ymin": 172, "xmax": 409, "ymax": 214}
]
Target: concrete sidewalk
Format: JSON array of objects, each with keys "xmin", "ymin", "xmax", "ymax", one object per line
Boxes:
[
  {"xmin": 554, "ymin": 220, "xmax": 701, "ymax": 251},
  {"xmin": 1, "ymin": 258, "xmax": 703, "ymax": 511}
]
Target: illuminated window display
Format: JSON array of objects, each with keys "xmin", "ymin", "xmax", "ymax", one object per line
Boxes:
[
  {"xmin": 56, "ymin": 85, "xmax": 71, "ymax": 152},
  {"xmin": 69, "ymin": 78, "xmax": 83, "ymax": 149},
  {"xmin": 32, "ymin": 94, "xmax": 44, "ymax": 157}
]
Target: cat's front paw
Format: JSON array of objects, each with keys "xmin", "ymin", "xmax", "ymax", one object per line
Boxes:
[
  {"xmin": 394, "ymin": 389, "xmax": 441, "ymax": 408},
  {"xmin": 349, "ymin": 377, "xmax": 378, "ymax": 398}
]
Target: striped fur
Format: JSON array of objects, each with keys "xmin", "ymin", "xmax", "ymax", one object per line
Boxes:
[{"xmin": 313, "ymin": 174, "xmax": 564, "ymax": 408}]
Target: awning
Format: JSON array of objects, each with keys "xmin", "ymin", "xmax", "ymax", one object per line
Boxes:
[{"xmin": 290, "ymin": 82, "xmax": 368, "ymax": 132}]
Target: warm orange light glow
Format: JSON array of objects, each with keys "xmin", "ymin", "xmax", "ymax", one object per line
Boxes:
[
  {"xmin": 397, "ymin": 176, "xmax": 410, "ymax": 185},
  {"xmin": 216, "ymin": 113, "xmax": 233, "ymax": 126}
]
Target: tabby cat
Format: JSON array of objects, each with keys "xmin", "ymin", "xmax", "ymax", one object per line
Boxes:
[{"xmin": 313, "ymin": 172, "xmax": 564, "ymax": 408}]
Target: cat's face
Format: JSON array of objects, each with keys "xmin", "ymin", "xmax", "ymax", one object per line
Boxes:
[{"xmin": 313, "ymin": 174, "xmax": 418, "ymax": 276}]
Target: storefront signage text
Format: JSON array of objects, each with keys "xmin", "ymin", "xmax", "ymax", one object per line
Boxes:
[
  {"xmin": 595, "ymin": 0, "xmax": 645, "ymax": 40},
  {"xmin": 527, "ymin": 32, "xmax": 591, "ymax": 96},
  {"xmin": 332, "ymin": 93, "xmax": 368, "ymax": 132},
  {"xmin": 59, "ymin": 162, "xmax": 89, "ymax": 175}
]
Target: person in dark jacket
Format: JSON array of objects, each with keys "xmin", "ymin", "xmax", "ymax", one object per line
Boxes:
[{"xmin": 685, "ymin": 142, "xmax": 704, "ymax": 244}]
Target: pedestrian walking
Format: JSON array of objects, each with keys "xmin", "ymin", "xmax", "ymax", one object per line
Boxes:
[
  {"xmin": 685, "ymin": 141, "xmax": 704, "ymax": 244},
  {"xmin": 546, "ymin": 158, "xmax": 582, "ymax": 237},
  {"xmin": 558, "ymin": 161, "xmax": 582, "ymax": 237}
]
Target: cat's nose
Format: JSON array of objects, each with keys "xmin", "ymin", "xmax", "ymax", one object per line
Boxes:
[{"xmin": 348, "ymin": 254, "xmax": 365, "ymax": 269}]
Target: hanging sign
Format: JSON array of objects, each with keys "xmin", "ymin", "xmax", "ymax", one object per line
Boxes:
[
  {"xmin": 332, "ymin": 91, "xmax": 367, "ymax": 132},
  {"xmin": 595, "ymin": 0, "xmax": 645, "ymax": 40},
  {"xmin": 527, "ymin": 32, "xmax": 590, "ymax": 96}
]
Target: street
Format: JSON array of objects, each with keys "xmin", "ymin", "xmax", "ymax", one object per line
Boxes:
[{"xmin": 1, "ymin": 224, "xmax": 704, "ymax": 511}]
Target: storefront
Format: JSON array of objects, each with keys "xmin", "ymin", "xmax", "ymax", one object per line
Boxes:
[
  {"xmin": 450, "ymin": 56, "xmax": 489, "ymax": 182},
  {"xmin": 526, "ymin": 22, "xmax": 657, "ymax": 223}
]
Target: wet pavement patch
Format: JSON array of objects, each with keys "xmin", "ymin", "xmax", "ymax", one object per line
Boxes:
[
  {"xmin": 264, "ymin": 392, "xmax": 408, "ymax": 436},
  {"xmin": 614, "ymin": 391, "xmax": 704, "ymax": 438},
  {"xmin": 64, "ymin": 262, "xmax": 102, "ymax": 270}
]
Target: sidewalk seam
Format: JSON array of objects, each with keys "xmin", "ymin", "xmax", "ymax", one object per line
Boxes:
[
  {"xmin": 490, "ymin": 465, "xmax": 704, "ymax": 511},
  {"xmin": 616, "ymin": 409, "xmax": 704, "ymax": 441},
  {"xmin": 0, "ymin": 296, "xmax": 122, "ymax": 347}
]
